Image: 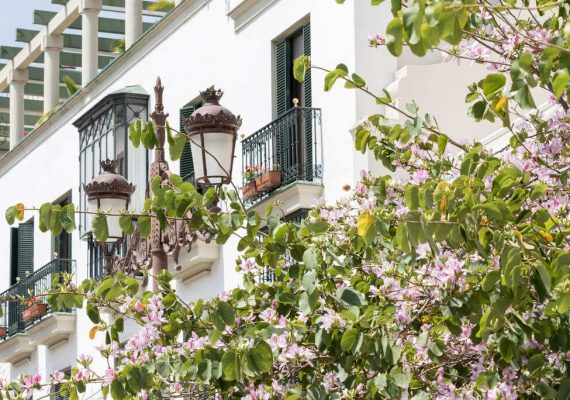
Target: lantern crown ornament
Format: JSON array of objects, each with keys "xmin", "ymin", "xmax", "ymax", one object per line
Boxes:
[
  {"xmin": 84, "ymin": 160, "xmax": 136, "ymax": 200},
  {"xmin": 84, "ymin": 159, "xmax": 135, "ymax": 243},
  {"xmin": 183, "ymin": 86, "xmax": 241, "ymax": 188}
]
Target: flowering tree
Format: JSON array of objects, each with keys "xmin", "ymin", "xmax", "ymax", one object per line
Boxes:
[{"xmin": 3, "ymin": 0, "xmax": 570, "ymax": 398}]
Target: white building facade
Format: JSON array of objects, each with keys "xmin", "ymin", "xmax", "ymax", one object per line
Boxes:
[{"xmin": 0, "ymin": 0, "xmax": 514, "ymax": 398}]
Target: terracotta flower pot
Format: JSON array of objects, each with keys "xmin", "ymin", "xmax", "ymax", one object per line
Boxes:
[
  {"xmin": 0, "ymin": 327, "xmax": 7, "ymax": 338},
  {"xmin": 256, "ymin": 171, "xmax": 282, "ymax": 192},
  {"xmin": 23, "ymin": 303, "xmax": 48, "ymax": 322},
  {"xmin": 242, "ymin": 182, "xmax": 258, "ymax": 199}
]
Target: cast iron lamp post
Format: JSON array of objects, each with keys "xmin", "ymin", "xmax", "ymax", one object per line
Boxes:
[{"xmin": 84, "ymin": 78, "xmax": 241, "ymax": 290}]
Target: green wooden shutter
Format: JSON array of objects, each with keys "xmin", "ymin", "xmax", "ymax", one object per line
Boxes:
[
  {"xmin": 17, "ymin": 221, "xmax": 34, "ymax": 280},
  {"xmin": 276, "ymin": 40, "xmax": 291, "ymax": 117},
  {"xmin": 302, "ymin": 23, "xmax": 313, "ymax": 180},
  {"xmin": 179, "ymin": 106, "xmax": 196, "ymax": 181},
  {"xmin": 302, "ymin": 23, "xmax": 312, "ymax": 108}
]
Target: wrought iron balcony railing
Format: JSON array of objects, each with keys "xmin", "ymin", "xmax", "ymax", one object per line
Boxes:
[
  {"xmin": 241, "ymin": 107, "xmax": 322, "ymax": 203},
  {"xmin": 0, "ymin": 258, "xmax": 75, "ymax": 340}
]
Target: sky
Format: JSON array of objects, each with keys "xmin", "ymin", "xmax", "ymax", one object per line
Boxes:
[{"xmin": 0, "ymin": 1, "xmax": 60, "ymax": 47}]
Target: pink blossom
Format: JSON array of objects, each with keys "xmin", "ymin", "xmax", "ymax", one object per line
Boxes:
[
  {"xmin": 411, "ymin": 169, "xmax": 429, "ymax": 185},
  {"xmin": 395, "ymin": 205, "xmax": 409, "ymax": 218},
  {"xmin": 50, "ymin": 370, "xmax": 65, "ymax": 383},
  {"xmin": 241, "ymin": 258, "xmax": 256, "ymax": 273},
  {"xmin": 76, "ymin": 369, "xmax": 90, "ymax": 381},
  {"xmin": 139, "ymin": 389, "xmax": 148, "ymax": 400},
  {"xmin": 22, "ymin": 373, "xmax": 42, "ymax": 390},
  {"xmin": 368, "ymin": 34, "xmax": 386, "ymax": 47},
  {"xmin": 103, "ymin": 369, "xmax": 116, "ymax": 386}
]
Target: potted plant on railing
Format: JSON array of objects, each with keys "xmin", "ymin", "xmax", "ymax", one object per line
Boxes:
[
  {"xmin": 22, "ymin": 296, "xmax": 48, "ymax": 322},
  {"xmin": 256, "ymin": 164, "xmax": 282, "ymax": 192},
  {"xmin": 242, "ymin": 165, "xmax": 260, "ymax": 199}
]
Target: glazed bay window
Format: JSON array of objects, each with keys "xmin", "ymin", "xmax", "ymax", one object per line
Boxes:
[
  {"xmin": 74, "ymin": 86, "xmax": 149, "ymax": 238},
  {"xmin": 242, "ymin": 22, "xmax": 322, "ymax": 204}
]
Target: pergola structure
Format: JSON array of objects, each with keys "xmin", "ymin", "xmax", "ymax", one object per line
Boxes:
[{"xmin": 0, "ymin": 0, "xmax": 180, "ymax": 153}]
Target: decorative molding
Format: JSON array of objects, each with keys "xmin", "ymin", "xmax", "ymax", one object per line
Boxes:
[
  {"xmin": 227, "ymin": 0, "xmax": 279, "ymax": 32},
  {"xmin": 171, "ymin": 242, "xmax": 220, "ymax": 282},
  {"xmin": 0, "ymin": 334, "xmax": 35, "ymax": 364},
  {"xmin": 250, "ymin": 181, "xmax": 323, "ymax": 222},
  {"xmin": 26, "ymin": 313, "xmax": 76, "ymax": 348}
]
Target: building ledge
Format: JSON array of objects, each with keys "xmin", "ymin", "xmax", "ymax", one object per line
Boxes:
[
  {"xmin": 171, "ymin": 242, "xmax": 220, "ymax": 282},
  {"xmin": 0, "ymin": 334, "xmax": 35, "ymax": 364},
  {"xmin": 26, "ymin": 313, "xmax": 76, "ymax": 348},
  {"xmin": 249, "ymin": 181, "xmax": 323, "ymax": 219},
  {"xmin": 227, "ymin": 0, "xmax": 279, "ymax": 32}
]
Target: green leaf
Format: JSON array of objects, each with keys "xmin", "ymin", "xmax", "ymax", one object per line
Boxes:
[
  {"xmin": 293, "ymin": 55, "xmax": 310, "ymax": 83},
  {"xmin": 39, "ymin": 202, "xmax": 53, "ymax": 232},
  {"xmin": 129, "ymin": 119, "xmax": 142, "ymax": 148},
  {"xmin": 530, "ymin": 183, "xmax": 548, "ymax": 200},
  {"xmin": 557, "ymin": 293, "xmax": 570, "ymax": 314},
  {"xmin": 481, "ymin": 270, "xmax": 500, "ymax": 292},
  {"xmin": 49, "ymin": 205, "xmax": 63, "ymax": 236},
  {"xmin": 167, "ymin": 121, "xmax": 187, "ymax": 161},
  {"xmin": 336, "ymin": 287, "xmax": 367, "ymax": 306},
  {"xmin": 480, "ymin": 74, "xmax": 506, "ymax": 99},
  {"xmin": 437, "ymin": 135, "xmax": 448, "ymax": 155},
  {"xmin": 553, "ymin": 73, "xmax": 570, "ymax": 99},
  {"xmin": 527, "ymin": 353, "xmax": 545, "ymax": 372},
  {"xmin": 303, "ymin": 248, "xmax": 318, "ymax": 269},
  {"xmin": 61, "ymin": 204, "xmax": 76, "ymax": 232},
  {"xmin": 141, "ymin": 121, "xmax": 157, "ymax": 149},
  {"xmin": 249, "ymin": 341, "xmax": 273, "ymax": 373},
  {"xmin": 110, "ymin": 380, "xmax": 125, "ymax": 400},
  {"xmin": 386, "ymin": 17, "xmax": 403, "ymax": 56},
  {"xmin": 222, "ymin": 350, "xmax": 237, "ymax": 381},
  {"xmin": 340, "ymin": 327, "xmax": 360, "ymax": 351},
  {"xmin": 5, "ymin": 206, "xmax": 16, "ymax": 225},
  {"xmin": 218, "ymin": 301, "xmax": 236, "ymax": 326},
  {"xmin": 92, "ymin": 212, "xmax": 109, "ymax": 242},
  {"xmin": 511, "ymin": 79, "xmax": 536, "ymax": 109},
  {"xmin": 390, "ymin": 367, "xmax": 411, "ymax": 389},
  {"xmin": 138, "ymin": 215, "xmax": 151, "ymax": 238},
  {"xmin": 63, "ymin": 75, "xmax": 78, "ymax": 96},
  {"xmin": 119, "ymin": 213, "xmax": 135, "ymax": 235}
]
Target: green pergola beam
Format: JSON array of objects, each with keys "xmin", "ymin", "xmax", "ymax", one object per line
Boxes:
[
  {"xmin": 51, "ymin": 0, "xmax": 172, "ymax": 12},
  {"xmin": 0, "ymin": 63, "xmax": 81, "ymax": 86},
  {"xmin": 0, "ymin": 97, "xmax": 43, "ymax": 113},
  {"xmin": 16, "ymin": 29, "xmax": 119, "ymax": 54},
  {"xmin": 1, "ymin": 83, "xmax": 69, "ymax": 99},
  {"xmin": 0, "ymin": 113, "xmax": 40, "ymax": 127},
  {"xmin": 1, "ymin": 46, "xmax": 115, "ymax": 70},
  {"xmin": 34, "ymin": 10, "xmax": 155, "ymax": 35}
]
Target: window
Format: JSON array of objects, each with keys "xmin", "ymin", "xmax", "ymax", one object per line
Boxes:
[
  {"xmin": 179, "ymin": 100, "xmax": 203, "ymax": 183},
  {"xmin": 52, "ymin": 194, "xmax": 72, "ymax": 261},
  {"xmin": 275, "ymin": 22, "xmax": 311, "ymax": 116},
  {"xmin": 74, "ymin": 87, "xmax": 149, "ymax": 237},
  {"xmin": 10, "ymin": 220, "xmax": 34, "ymax": 284}
]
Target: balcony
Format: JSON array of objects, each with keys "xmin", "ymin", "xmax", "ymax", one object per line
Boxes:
[
  {"xmin": 241, "ymin": 107, "xmax": 323, "ymax": 214},
  {"xmin": 0, "ymin": 259, "xmax": 75, "ymax": 360}
]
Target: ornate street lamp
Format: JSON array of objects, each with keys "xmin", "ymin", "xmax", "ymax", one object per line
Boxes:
[
  {"xmin": 82, "ymin": 78, "xmax": 240, "ymax": 290},
  {"xmin": 84, "ymin": 159, "xmax": 135, "ymax": 273},
  {"xmin": 183, "ymin": 87, "xmax": 242, "ymax": 188}
]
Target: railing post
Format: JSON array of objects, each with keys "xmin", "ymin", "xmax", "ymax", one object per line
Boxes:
[{"xmin": 125, "ymin": 0, "xmax": 143, "ymax": 49}]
